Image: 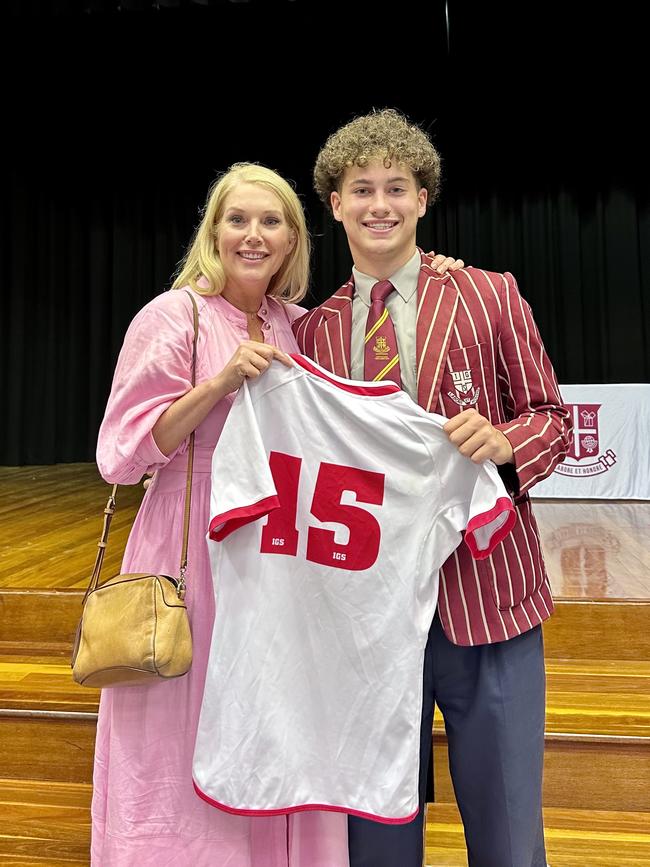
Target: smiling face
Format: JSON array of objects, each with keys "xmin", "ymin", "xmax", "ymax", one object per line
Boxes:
[
  {"xmin": 216, "ymin": 182, "xmax": 296, "ymax": 299},
  {"xmin": 330, "ymin": 159, "xmax": 427, "ymax": 278}
]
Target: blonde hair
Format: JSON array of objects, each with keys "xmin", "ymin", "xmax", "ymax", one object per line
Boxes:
[
  {"xmin": 172, "ymin": 162, "xmax": 310, "ymax": 303},
  {"xmin": 314, "ymin": 108, "xmax": 441, "ymax": 210}
]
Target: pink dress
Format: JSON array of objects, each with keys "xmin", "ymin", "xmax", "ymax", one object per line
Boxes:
[{"xmin": 94, "ymin": 287, "xmax": 349, "ymax": 866}]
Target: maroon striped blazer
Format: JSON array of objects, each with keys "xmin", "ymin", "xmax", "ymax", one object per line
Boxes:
[{"xmin": 292, "ymin": 252, "xmax": 572, "ymax": 646}]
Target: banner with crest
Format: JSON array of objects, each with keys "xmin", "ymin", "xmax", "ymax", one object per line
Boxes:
[{"xmin": 532, "ymin": 384, "xmax": 650, "ymax": 499}]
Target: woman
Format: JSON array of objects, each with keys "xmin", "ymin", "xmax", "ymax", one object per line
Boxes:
[{"xmin": 94, "ymin": 163, "xmax": 349, "ymax": 866}]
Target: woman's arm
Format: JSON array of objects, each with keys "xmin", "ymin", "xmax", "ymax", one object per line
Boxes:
[{"xmin": 152, "ymin": 340, "xmax": 292, "ymax": 456}]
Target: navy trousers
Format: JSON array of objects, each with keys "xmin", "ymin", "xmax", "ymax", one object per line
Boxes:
[{"xmin": 348, "ymin": 614, "xmax": 547, "ymax": 867}]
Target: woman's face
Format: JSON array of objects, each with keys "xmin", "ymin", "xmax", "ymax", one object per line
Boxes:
[{"xmin": 217, "ymin": 182, "xmax": 295, "ymax": 296}]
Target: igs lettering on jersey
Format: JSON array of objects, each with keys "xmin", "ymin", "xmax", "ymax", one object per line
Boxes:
[
  {"xmin": 260, "ymin": 451, "xmax": 385, "ymax": 571},
  {"xmin": 554, "ymin": 403, "xmax": 617, "ymax": 478},
  {"xmin": 448, "ymin": 368, "xmax": 480, "ymax": 407}
]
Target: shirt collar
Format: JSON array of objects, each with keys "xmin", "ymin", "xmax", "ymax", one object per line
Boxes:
[
  {"xmin": 214, "ymin": 293, "xmax": 272, "ymax": 325},
  {"xmin": 352, "ymin": 249, "xmax": 421, "ymax": 306}
]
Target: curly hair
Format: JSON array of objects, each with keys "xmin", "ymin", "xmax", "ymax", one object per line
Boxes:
[{"xmin": 314, "ymin": 108, "xmax": 441, "ymax": 210}]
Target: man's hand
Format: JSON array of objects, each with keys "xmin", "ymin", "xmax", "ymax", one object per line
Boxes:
[
  {"xmin": 443, "ymin": 409, "xmax": 514, "ymax": 465},
  {"xmin": 428, "ymin": 251, "xmax": 465, "ymax": 274}
]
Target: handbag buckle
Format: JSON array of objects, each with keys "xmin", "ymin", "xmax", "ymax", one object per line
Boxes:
[{"xmin": 178, "ymin": 566, "xmax": 187, "ymax": 601}]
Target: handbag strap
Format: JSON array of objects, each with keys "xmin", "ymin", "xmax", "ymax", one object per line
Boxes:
[{"xmin": 83, "ymin": 289, "xmax": 200, "ymax": 605}]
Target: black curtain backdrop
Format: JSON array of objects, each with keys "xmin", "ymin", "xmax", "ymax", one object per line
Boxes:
[{"xmin": 1, "ymin": 1, "xmax": 647, "ymax": 464}]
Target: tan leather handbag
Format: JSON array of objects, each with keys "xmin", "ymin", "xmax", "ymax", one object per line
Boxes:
[{"xmin": 71, "ymin": 292, "xmax": 198, "ymax": 688}]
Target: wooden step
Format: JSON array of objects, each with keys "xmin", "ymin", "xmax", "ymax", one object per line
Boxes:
[
  {"xmin": 425, "ymin": 802, "xmax": 650, "ymax": 866},
  {"xmin": 0, "ymin": 661, "xmax": 647, "ymax": 864},
  {"xmin": 0, "ymin": 591, "xmax": 83, "ymax": 658},
  {"xmin": 0, "ymin": 778, "xmax": 90, "ymax": 863},
  {"xmin": 0, "ymin": 792, "xmax": 648, "ymax": 867},
  {"xmin": 542, "ymin": 658, "xmax": 649, "ymax": 812},
  {"xmin": 1, "ymin": 656, "xmax": 648, "ymax": 811},
  {"xmin": 0, "ymin": 858, "xmax": 89, "ymax": 866},
  {"xmin": 543, "ymin": 599, "xmax": 650, "ymax": 661},
  {"xmin": 3, "ymin": 586, "xmax": 648, "ymax": 664},
  {"xmin": 432, "ymin": 658, "xmax": 650, "ymax": 812},
  {"xmin": 434, "ymin": 735, "xmax": 650, "ymax": 815},
  {"xmin": 0, "ymin": 659, "xmax": 97, "ymax": 784},
  {"xmin": 544, "ymin": 658, "xmax": 650, "ymax": 738},
  {"xmin": 0, "ymin": 661, "xmax": 98, "ymax": 714},
  {"xmin": 0, "ymin": 714, "xmax": 96, "ymax": 785}
]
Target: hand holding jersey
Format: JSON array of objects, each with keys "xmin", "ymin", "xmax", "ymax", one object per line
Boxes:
[
  {"xmin": 444, "ymin": 407, "xmax": 515, "ymax": 465},
  {"xmin": 219, "ymin": 339, "xmax": 294, "ymax": 393}
]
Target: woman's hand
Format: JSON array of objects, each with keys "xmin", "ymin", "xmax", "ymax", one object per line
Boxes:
[
  {"xmin": 428, "ymin": 251, "xmax": 466, "ymax": 274},
  {"xmin": 152, "ymin": 342, "xmax": 292, "ymax": 457},
  {"xmin": 219, "ymin": 341, "xmax": 293, "ymax": 394}
]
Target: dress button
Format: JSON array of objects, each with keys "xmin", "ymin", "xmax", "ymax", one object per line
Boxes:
[
  {"xmin": 261, "ymin": 309, "xmax": 267, "ymax": 315},
  {"xmin": 263, "ymin": 322, "xmax": 271, "ymax": 330}
]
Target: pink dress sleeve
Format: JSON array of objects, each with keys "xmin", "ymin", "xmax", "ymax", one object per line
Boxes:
[{"xmin": 96, "ymin": 290, "xmax": 196, "ymax": 484}]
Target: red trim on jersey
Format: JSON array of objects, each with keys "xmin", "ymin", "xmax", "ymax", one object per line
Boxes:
[
  {"xmin": 209, "ymin": 495, "xmax": 280, "ymax": 541},
  {"xmin": 464, "ymin": 496, "xmax": 516, "ymax": 560},
  {"xmin": 291, "ymin": 353, "xmax": 401, "ymax": 396},
  {"xmin": 192, "ymin": 780, "xmax": 419, "ymax": 825}
]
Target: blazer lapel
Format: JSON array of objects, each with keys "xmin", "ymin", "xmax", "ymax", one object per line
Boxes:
[
  {"xmin": 416, "ymin": 257, "xmax": 459, "ymax": 412},
  {"xmin": 313, "ymin": 278, "xmax": 354, "ymax": 378}
]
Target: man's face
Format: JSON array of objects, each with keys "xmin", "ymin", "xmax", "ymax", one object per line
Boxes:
[{"xmin": 330, "ymin": 159, "xmax": 427, "ymax": 276}]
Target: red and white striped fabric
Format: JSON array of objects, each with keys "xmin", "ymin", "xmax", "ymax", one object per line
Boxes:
[
  {"xmin": 193, "ymin": 356, "xmax": 516, "ymax": 822},
  {"xmin": 293, "ymin": 252, "xmax": 572, "ymax": 646}
]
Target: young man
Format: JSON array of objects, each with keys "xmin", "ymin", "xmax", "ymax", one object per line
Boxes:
[{"xmin": 293, "ymin": 109, "xmax": 571, "ymax": 867}]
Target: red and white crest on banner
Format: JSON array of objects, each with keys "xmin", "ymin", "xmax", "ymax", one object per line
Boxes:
[
  {"xmin": 569, "ymin": 403, "xmax": 600, "ymax": 461},
  {"xmin": 555, "ymin": 402, "xmax": 617, "ymax": 478}
]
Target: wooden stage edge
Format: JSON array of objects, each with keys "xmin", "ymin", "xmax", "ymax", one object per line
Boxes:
[{"xmin": 1, "ymin": 463, "xmax": 649, "ymax": 600}]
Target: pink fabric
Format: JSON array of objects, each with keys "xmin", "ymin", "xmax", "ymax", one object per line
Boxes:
[{"xmin": 93, "ymin": 287, "xmax": 349, "ymax": 866}]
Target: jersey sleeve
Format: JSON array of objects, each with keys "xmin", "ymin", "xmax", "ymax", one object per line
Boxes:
[
  {"xmin": 437, "ymin": 456, "xmax": 516, "ymax": 561},
  {"xmin": 208, "ymin": 381, "xmax": 280, "ymax": 541}
]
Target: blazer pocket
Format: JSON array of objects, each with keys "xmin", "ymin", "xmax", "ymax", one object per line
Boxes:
[
  {"xmin": 477, "ymin": 498, "xmax": 546, "ymax": 610},
  {"xmin": 442, "ymin": 344, "xmax": 499, "ymax": 421},
  {"xmin": 476, "ymin": 550, "xmax": 528, "ymax": 610}
]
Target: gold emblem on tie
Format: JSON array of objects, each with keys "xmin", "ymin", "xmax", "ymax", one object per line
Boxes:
[{"xmin": 373, "ymin": 335, "xmax": 390, "ymax": 359}]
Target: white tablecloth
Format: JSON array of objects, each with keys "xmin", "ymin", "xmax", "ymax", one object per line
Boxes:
[{"xmin": 531, "ymin": 384, "xmax": 650, "ymax": 500}]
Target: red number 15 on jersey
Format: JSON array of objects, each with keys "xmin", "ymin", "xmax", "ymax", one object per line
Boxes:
[{"xmin": 260, "ymin": 451, "xmax": 385, "ymax": 571}]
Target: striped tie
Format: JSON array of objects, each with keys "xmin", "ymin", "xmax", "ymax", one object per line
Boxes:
[{"xmin": 364, "ymin": 280, "xmax": 401, "ymax": 385}]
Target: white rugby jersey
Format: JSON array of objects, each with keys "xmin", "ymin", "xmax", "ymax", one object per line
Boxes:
[{"xmin": 193, "ymin": 355, "xmax": 515, "ymax": 823}]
